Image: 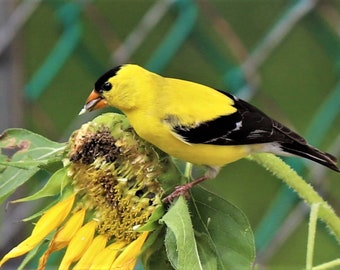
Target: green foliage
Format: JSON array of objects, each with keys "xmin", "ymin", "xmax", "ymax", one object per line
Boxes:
[
  {"xmin": 12, "ymin": 167, "xmax": 71, "ymax": 203},
  {"xmin": 0, "ymin": 129, "xmax": 65, "ymax": 204},
  {"xmin": 1, "ymin": 114, "xmax": 340, "ymax": 269},
  {"xmin": 248, "ymin": 153, "xmax": 340, "ymax": 241},
  {"xmin": 160, "ymin": 189, "xmax": 255, "ymax": 270},
  {"xmin": 0, "ymin": 115, "xmax": 256, "ymax": 269},
  {"xmin": 163, "ymin": 196, "xmax": 206, "ymax": 270},
  {"xmin": 190, "ymin": 187, "xmax": 255, "ymax": 269}
]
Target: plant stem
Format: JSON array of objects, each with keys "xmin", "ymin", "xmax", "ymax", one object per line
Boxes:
[
  {"xmin": 306, "ymin": 203, "xmax": 319, "ymax": 270},
  {"xmin": 247, "ymin": 153, "xmax": 340, "ymax": 242},
  {"xmin": 313, "ymin": 259, "xmax": 340, "ymax": 270}
]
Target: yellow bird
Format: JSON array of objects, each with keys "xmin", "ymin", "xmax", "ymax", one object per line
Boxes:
[{"xmin": 80, "ymin": 64, "xmax": 339, "ymax": 201}]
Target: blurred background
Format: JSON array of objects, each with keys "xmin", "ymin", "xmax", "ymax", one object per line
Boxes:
[{"xmin": 1, "ymin": 0, "xmax": 340, "ymax": 269}]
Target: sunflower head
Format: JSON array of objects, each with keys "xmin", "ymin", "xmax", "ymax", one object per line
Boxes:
[{"xmin": 68, "ymin": 113, "xmax": 165, "ymax": 242}]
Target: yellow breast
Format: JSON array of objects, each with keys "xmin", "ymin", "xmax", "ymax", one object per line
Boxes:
[{"xmin": 126, "ymin": 110, "xmax": 250, "ymax": 166}]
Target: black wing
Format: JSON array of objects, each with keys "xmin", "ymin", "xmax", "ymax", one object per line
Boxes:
[
  {"xmin": 170, "ymin": 91, "xmax": 304, "ymax": 146},
  {"xmin": 165, "ymin": 91, "xmax": 339, "ymax": 172}
]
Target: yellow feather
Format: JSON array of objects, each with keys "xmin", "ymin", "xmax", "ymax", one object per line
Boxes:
[{"xmin": 98, "ymin": 64, "xmax": 249, "ymax": 166}]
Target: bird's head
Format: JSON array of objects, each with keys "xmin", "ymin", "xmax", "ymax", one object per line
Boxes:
[{"xmin": 79, "ymin": 64, "xmax": 148, "ymax": 115}]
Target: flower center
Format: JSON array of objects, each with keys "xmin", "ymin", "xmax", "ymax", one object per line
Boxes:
[{"xmin": 68, "ymin": 125, "xmax": 163, "ymax": 242}]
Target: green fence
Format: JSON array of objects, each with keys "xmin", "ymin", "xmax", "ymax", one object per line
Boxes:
[{"xmin": 1, "ymin": 0, "xmax": 340, "ymax": 268}]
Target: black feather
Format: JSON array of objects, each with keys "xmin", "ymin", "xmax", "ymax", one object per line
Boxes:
[
  {"xmin": 170, "ymin": 90, "xmax": 339, "ymax": 172},
  {"xmin": 94, "ymin": 65, "xmax": 122, "ymax": 93},
  {"xmin": 280, "ymin": 142, "xmax": 340, "ymax": 172},
  {"xmin": 172, "ymin": 91, "xmax": 298, "ymax": 145}
]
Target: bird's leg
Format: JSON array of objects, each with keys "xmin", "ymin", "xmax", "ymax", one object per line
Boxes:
[
  {"xmin": 162, "ymin": 175, "xmax": 209, "ymax": 203},
  {"xmin": 162, "ymin": 166, "xmax": 220, "ymax": 203}
]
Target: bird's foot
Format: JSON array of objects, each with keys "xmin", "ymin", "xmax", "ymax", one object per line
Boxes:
[
  {"xmin": 162, "ymin": 175, "xmax": 209, "ymax": 203},
  {"xmin": 162, "ymin": 185, "xmax": 191, "ymax": 203}
]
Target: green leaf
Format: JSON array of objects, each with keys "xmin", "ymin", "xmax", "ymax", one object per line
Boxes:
[
  {"xmin": 189, "ymin": 186, "xmax": 255, "ymax": 270},
  {"xmin": 195, "ymin": 232, "xmax": 217, "ymax": 270},
  {"xmin": 0, "ymin": 157, "xmax": 62, "ymax": 170},
  {"xmin": 142, "ymin": 227, "xmax": 173, "ymax": 270},
  {"xmin": 0, "ymin": 166, "xmax": 40, "ymax": 204},
  {"xmin": 0, "ymin": 129, "xmax": 66, "ymax": 203},
  {"xmin": 162, "ymin": 196, "xmax": 203, "ymax": 270},
  {"xmin": 0, "ymin": 129, "xmax": 65, "ymax": 158},
  {"xmin": 12, "ymin": 167, "xmax": 71, "ymax": 203},
  {"xmin": 0, "ymin": 153, "xmax": 6, "ymax": 173},
  {"xmin": 137, "ymin": 205, "xmax": 165, "ymax": 232}
]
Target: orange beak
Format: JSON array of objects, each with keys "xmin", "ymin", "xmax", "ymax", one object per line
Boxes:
[{"xmin": 79, "ymin": 90, "xmax": 108, "ymax": 115}]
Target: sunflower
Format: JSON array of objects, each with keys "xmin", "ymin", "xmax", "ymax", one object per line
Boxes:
[
  {"xmin": 0, "ymin": 113, "xmax": 258, "ymax": 269},
  {"xmin": 0, "ymin": 113, "xmax": 180, "ymax": 269}
]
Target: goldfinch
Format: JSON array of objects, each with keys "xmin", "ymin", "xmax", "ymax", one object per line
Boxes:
[{"xmin": 80, "ymin": 64, "xmax": 339, "ymax": 200}]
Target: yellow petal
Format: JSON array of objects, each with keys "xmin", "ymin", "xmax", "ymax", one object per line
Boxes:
[
  {"xmin": 0, "ymin": 194, "xmax": 75, "ymax": 267},
  {"xmin": 73, "ymin": 235, "xmax": 108, "ymax": 270},
  {"xmin": 38, "ymin": 209, "xmax": 85, "ymax": 270},
  {"xmin": 32, "ymin": 194, "xmax": 75, "ymax": 236},
  {"xmin": 50, "ymin": 208, "xmax": 86, "ymax": 250},
  {"xmin": 89, "ymin": 241, "xmax": 126, "ymax": 269},
  {"xmin": 110, "ymin": 232, "xmax": 148, "ymax": 270},
  {"xmin": 58, "ymin": 220, "xmax": 97, "ymax": 270}
]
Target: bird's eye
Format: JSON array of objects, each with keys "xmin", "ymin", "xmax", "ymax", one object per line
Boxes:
[{"xmin": 102, "ymin": 82, "xmax": 112, "ymax": 91}]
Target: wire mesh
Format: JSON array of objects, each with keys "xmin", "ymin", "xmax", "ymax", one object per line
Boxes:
[{"xmin": 1, "ymin": 0, "xmax": 339, "ymax": 268}]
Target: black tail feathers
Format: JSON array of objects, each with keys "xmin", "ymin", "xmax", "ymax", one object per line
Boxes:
[{"xmin": 281, "ymin": 142, "xmax": 340, "ymax": 172}]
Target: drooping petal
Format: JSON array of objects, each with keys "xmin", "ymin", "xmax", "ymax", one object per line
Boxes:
[
  {"xmin": 110, "ymin": 232, "xmax": 149, "ymax": 270},
  {"xmin": 31, "ymin": 194, "xmax": 76, "ymax": 236},
  {"xmin": 89, "ymin": 241, "xmax": 126, "ymax": 269},
  {"xmin": 58, "ymin": 220, "xmax": 97, "ymax": 270},
  {"xmin": 38, "ymin": 208, "xmax": 85, "ymax": 270},
  {"xmin": 73, "ymin": 235, "xmax": 108, "ymax": 270},
  {"xmin": 0, "ymin": 194, "xmax": 75, "ymax": 267},
  {"xmin": 50, "ymin": 208, "xmax": 86, "ymax": 249}
]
